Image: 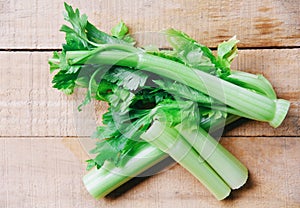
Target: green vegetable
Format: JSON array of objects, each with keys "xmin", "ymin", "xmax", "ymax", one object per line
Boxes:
[
  {"xmin": 49, "ymin": 3, "xmax": 290, "ymax": 200},
  {"xmin": 175, "ymin": 123, "xmax": 248, "ymax": 189},
  {"xmin": 66, "ymin": 47, "xmax": 289, "ymax": 127},
  {"xmin": 83, "ymin": 143, "xmax": 168, "ymax": 198},
  {"xmin": 83, "ymin": 114, "xmax": 240, "ymax": 199},
  {"xmin": 141, "ymin": 121, "xmax": 231, "ymax": 200}
]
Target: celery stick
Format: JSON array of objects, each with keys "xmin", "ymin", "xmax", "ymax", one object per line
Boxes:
[
  {"xmin": 175, "ymin": 123, "xmax": 248, "ymax": 189},
  {"xmin": 83, "ymin": 115, "xmax": 240, "ymax": 199},
  {"xmin": 83, "ymin": 143, "xmax": 167, "ymax": 198},
  {"xmin": 141, "ymin": 121, "xmax": 231, "ymax": 200},
  {"xmin": 66, "ymin": 48, "xmax": 289, "ymax": 127}
]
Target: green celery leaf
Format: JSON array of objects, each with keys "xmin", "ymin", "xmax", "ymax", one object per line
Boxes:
[
  {"xmin": 164, "ymin": 28, "xmax": 216, "ymax": 73},
  {"xmin": 50, "ymin": 51, "xmax": 84, "ymax": 94},
  {"xmin": 86, "ymin": 159, "xmax": 97, "ymax": 170},
  {"xmin": 111, "ymin": 21, "xmax": 136, "ymax": 45},
  {"xmin": 214, "ymin": 36, "xmax": 239, "ymax": 77},
  {"xmin": 107, "ymin": 87, "xmax": 135, "ymax": 119},
  {"xmin": 91, "ymin": 140, "xmax": 119, "ymax": 167},
  {"xmin": 63, "ymin": 3, "xmax": 88, "ymax": 37},
  {"xmin": 85, "ymin": 22, "xmax": 119, "ymax": 44},
  {"xmin": 92, "ymin": 124, "xmax": 119, "ymax": 140},
  {"xmin": 90, "ymin": 123, "xmax": 146, "ymax": 168},
  {"xmin": 78, "ymin": 68, "xmax": 102, "ymax": 111},
  {"xmin": 62, "ymin": 3, "xmax": 136, "ymax": 50},
  {"xmin": 101, "ymin": 110, "xmax": 113, "ymax": 125},
  {"xmin": 104, "ymin": 67, "xmax": 148, "ymax": 91},
  {"xmin": 123, "ymin": 34, "xmax": 136, "ymax": 45},
  {"xmin": 146, "ymin": 49, "xmax": 185, "ymax": 64},
  {"xmin": 62, "ymin": 3, "xmax": 90, "ymax": 49},
  {"xmin": 150, "ymin": 98, "xmax": 200, "ymax": 128},
  {"xmin": 86, "ymin": 21, "xmax": 134, "ymax": 45},
  {"xmin": 52, "ymin": 70, "xmax": 79, "ymax": 94},
  {"xmin": 96, "ymin": 79, "xmax": 114, "ymax": 101},
  {"xmin": 89, "ymin": 87, "xmax": 155, "ymax": 169},
  {"xmin": 60, "ymin": 25, "xmax": 88, "ymax": 50},
  {"xmin": 217, "ymin": 36, "xmax": 239, "ymax": 62},
  {"xmin": 48, "ymin": 51, "xmax": 61, "ymax": 73},
  {"xmin": 55, "ymin": 51, "xmax": 82, "ymax": 74},
  {"xmin": 165, "ymin": 28, "xmax": 239, "ymax": 78},
  {"xmin": 122, "ymin": 114, "xmax": 152, "ymax": 139},
  {"xmin": 128, "ymin": 88, "xmax": 170, "ymax": 110},
  {"xmin": 111, "ymin": 21, "xmax": 129, "ymax": 39}
]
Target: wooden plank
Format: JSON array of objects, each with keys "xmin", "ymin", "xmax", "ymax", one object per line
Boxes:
[
  {"xmin": 0, "ymin": 49, "xmax": 299, "ymax": 136},
  {"xmin": 0, "ymin": 52, "xmax": 75, "ymax": 137},
  {"xmin": 0, "ymin": 137, "xmax": 299, "ymax": 207},
  {"xmin": 0, "ymin": 0, "xmax": 299, "ymax": 49}
]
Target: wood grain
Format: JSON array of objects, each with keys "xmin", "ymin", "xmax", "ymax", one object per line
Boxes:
[
  {"xmin": 0, "ymin": 137, "xmax": 299, "ymax": 207},
  {"xmin": 0, "ymin": 49, "xmax": 299, "ymax": 137},
  {"xmin": 0, "ymin": 52, "xmax": 75, "ymax": 137},
  {"xmin": 0, "ymin": 0, "xmax": 299, "ymax": 49}
]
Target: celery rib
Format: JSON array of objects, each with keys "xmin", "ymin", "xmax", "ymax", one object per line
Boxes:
[
  {"xmin": 83, "ymin": 115, "xmax": 240, "ymax": 199},
  {"xmin": 83, "ymin": 143, "xmax": 167, "ymax": 198},
  {"xmin": 175, "ymin": 123, "xmax": 248, "ymax": 189},
  {"xmin": 141, "ymin": 121, "xmax": 231, "ymax": 200},
  {"xmin": 66, "ymin": 48, "xmax": 289, "ymax": 127}
]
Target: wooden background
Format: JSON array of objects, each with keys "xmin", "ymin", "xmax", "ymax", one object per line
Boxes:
[{"xmin": 1, "ymin": 0, "xmax": 299, "ymax": 207}]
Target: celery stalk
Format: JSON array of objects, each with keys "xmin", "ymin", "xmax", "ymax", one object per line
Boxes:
[
  {"xmin": 66, "ymin": 48, "xmax": 289, "ymax": 127},
  {"xmin": 225, "ymin": 70, "xmax": 276, "ymax": 99},
  {"xmin": 140, "ymin": 121, "xmax": 231, "ymax": 200},
  {"xmin": 83, "ymin": 143, "xmax": 167, "ymax": 198},
  {"xmin": 175, "ymin": 123, "xmax": 248, "ymax": 189},
  {"xmin": 83, "ymin": 115, "xmax": 240, "ymax": 199}
]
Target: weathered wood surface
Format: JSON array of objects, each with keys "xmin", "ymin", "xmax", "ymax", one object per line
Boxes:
[
  {"xmin": 1, "ymin": 0, "xmax": 300, "ymax": 207},
  {"xmin": 0, "ymin": 0, "xmax": 299, "ymax": 49},
  {"xmin": 1, "ymin": 50, "xmax": 299, "ymax": 137},
  {"xmin": 0, "ymin": 137, "xmax": 299, "ymax": 208}
]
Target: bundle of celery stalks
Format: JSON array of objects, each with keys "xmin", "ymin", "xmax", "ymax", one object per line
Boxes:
[{"xmin": 49, "ymin": 3, "xmax": 290, "ymax": 200}]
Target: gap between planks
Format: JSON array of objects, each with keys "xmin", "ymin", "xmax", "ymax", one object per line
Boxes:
[
  {"xmin": 1, "ymin": 46, "xmax": 300, "ymax": 52},
  {"xmin": 0, "ymin": 136, "xmax": 299, "ymax": 139}
]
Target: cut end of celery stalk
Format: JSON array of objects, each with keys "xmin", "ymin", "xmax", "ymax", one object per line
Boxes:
[
  {"xmin": 232, "ymin": 169, "xmax": 249, "ymax": 189},
  {"xmin": 269, "ymin": 99, "xmax": 290, "ymax": 128},
  {"xmin": 83, "ymin": 164, "xmax": 120, "ymax": 199}
]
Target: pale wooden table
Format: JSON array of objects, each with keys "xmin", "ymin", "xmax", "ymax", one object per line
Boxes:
[{"xmin": 1, "ymin": 0, "xmax": 299, "ymax": 207}]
